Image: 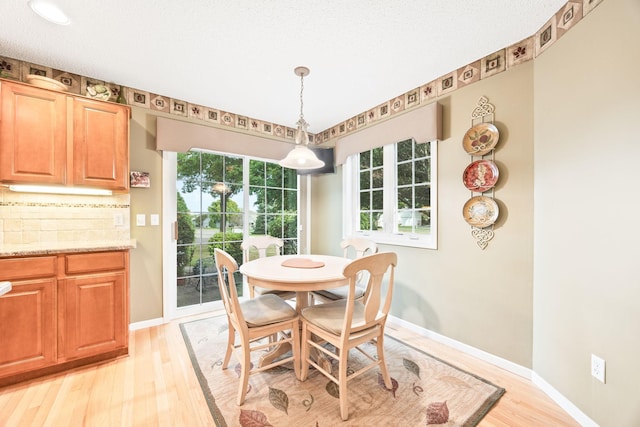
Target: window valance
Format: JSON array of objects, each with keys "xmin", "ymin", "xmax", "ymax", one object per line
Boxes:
[
  {"xmin": 156, "ymin": 116, "xmax": 292, "ymax": 161},
  {"xmin": 334, "ymin": 102, "xmax": 442, "ymax": 165}
]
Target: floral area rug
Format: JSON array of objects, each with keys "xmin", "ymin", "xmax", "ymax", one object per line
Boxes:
[{"xmin": 180, "ymin": 315, "xmax": 505, "ymax": 427}]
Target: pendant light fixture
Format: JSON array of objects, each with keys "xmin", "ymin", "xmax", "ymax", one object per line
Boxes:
[{"xmin": 279, "ymin": 66, "xmax": 325, "ymax": 170}]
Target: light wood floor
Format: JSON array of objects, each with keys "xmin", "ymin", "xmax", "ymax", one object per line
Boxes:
[{"xmin": 0, "ymin": 311, "xmax": 579, "ymax": 426}]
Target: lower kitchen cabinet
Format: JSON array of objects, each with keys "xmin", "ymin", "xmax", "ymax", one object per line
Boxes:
[
  {"xmin": 0, "ymin": 277, "xmax": 57, "ymax": 377},
  {"xmin": 0, "ymin": 250, "xmax": 129, "ymax": 386}
]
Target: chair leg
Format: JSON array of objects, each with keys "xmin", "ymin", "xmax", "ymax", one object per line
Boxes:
[
  {"xmin": 338, "ymin": 352, "xmax": 349, "ymax": 421},
  {"xmin": 222, "ymin": 321, "xmax": 234, "ymax": 369},
  {"xmin": 237, "ymin": 338, "xmax": 251, "ymax": 406},
  {"xmin": 290, "ymin": 322, "xmax": 301, "ymax": 380},
  {"xmin": 376, "ymin": 333, "xmax": 392, "ymax": 389},
  {"xmin": 300, "ymin": 323, "xmax": 311, "ymax": 381}
]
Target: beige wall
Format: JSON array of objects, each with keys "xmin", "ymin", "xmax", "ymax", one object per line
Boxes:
[
  {"xmin": 312, "ymin": 63, "xmax": 536, "ymax": 367},
  {"xmin": 128, "ymin": 109, "xmax": 164, "ymax": 323},
  {"xmin": 533, "ymin": 0, "xmax": 640, "ymax": 425}
]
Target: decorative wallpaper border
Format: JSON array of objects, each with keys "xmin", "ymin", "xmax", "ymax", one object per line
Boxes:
[{"xmin": 0, "ymin": 0, "xmax": 603, "ymax": 146}]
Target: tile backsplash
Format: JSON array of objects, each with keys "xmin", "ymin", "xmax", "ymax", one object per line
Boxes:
[{"xmin": 0, "ymin": 188, "xmax": 130, "ymax": 246}]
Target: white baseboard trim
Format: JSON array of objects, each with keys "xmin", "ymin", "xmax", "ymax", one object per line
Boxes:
[
  {"xmin": 387, "ymin": 314, "xmax": 531, "ymax": 379},
  {"xmin": 531, "ymin": 372, "xmax": 599, "ymax": 427},
  {"xmin": 129, "ymin": 317, "xmax": 166, "ymax": 331},
  {"xmin": 387, "ymin": 315, "xmax": 597, "ymax": 427}
]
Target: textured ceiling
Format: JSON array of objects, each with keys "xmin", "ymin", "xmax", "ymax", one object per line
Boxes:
[{"xmin": 1, "ymin": 0, "xmax": 566, "ymax": 133}]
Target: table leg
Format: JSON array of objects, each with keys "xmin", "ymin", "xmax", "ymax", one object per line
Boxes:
[{"xmin": 257, "ymin": 291, "xmax": 329, "ymax": 379}]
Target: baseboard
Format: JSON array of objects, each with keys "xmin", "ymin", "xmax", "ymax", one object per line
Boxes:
[
  {"xmin": 531, "ymin": 372, "xmax": 599, "ymax": 427},
  {"xmin": 387, "ymin": 315, "xmax": 597, "ymax": 427},
  {"xmin": 129, "ymin": 317, "xmax": 166, "ymax": 331},
  {"xmin": 387, "ymin": 315, "xmax": 531, "ymax": 379}
]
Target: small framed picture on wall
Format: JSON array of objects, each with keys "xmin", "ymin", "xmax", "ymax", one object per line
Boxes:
[{"xmin": 130, "ymin": 171, "xmax": 150, "ymax": 188}]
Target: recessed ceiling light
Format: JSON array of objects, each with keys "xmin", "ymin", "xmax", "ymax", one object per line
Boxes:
[{"xmin": 28, "ymin": 0, "xmax": 70, "ymax": 25}]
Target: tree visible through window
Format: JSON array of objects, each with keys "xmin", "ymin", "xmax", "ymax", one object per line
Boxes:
[{"xmin": 176, "ymin": 151, "xmax": 298, "ymax": 308}]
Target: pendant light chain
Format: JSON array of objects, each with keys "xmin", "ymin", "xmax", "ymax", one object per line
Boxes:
[{"xmin": 299, "ymin": 71, "xmax": 305, "ymax": 121}]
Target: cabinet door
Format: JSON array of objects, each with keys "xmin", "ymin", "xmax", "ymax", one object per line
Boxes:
[
  {"xmin": 0, "ymin": 278, "xmax": 57, "ymax": 378},
  {"xmin": 61, "ymin": 272, "xmax": 127, "ymax": 360},
  {"xmin": 72, "ymin": 98, "xmax": 130, "ymax": 191},
  {"xmin": 0, "ymin": 80, "xmax": 67, "ymax": 184}
]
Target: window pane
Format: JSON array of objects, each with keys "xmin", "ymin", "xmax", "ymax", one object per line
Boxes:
[
  {"xmin": 226, "ymin": 213, "xmax": 243, "ymax": 232},
  {"xmin": 372, "ymin": 147, "xmax": 383, "ymax": 167},
  {"xmin": 283, "ymin": 239, "xmax": 298, "ymax": 255},
  {"xmin": 360, "ymin": 191, "xmax": 370, "ymax": 210},
  {"xmin": 267, "ymin": 215, "xmax": 282, "ymax": 238},
  {"xmin": 372, "ymin": 189, "xmax": 383, "ymax": 210},
  {"xmin": 283, "ymin": 167, "xmax": 297, "ymax": 189},
  {"xmin": 201, "ymin": 152, "xmax": 224, "ymax": 183},
  {"xmin": 251, "ymin": 214, "xmax": 267, "ymax": 234},
  {"xmin": 415, "ymin": 184, "xmax": 431, "ymax": 207},
  {"xmin": 415, "ymin": 142, "xmax": 430, "ymax": 158},
  {"xmin": 417, "ymin": 210, "xmax": 431, "ymax": 233},
  {"xmin": 372, "ymin": 211, "xmax": 383, "ymax": 230},
  {"xmin": 266, "ymin": 188, "xmax": 282, "ymax": 213},
  {"xmin": 283, "ymin": 214, "xmax": 297, "ymax": 238},
  {"xmin": 397, "ymin": 139, "xmax": 413, "ymax": 162},
  {"xmin": 415, "ymin": 158, "xmax": 430, "ymax": 183},
  {"xmin": 283, "ymin": 189, "xmax": 297, "ymax": 211},
  {"xmin": 225, "ymin": 156, "xmax": 243, "ymax": 181},
  {"xmin": 266, "ymin": 163, "xmax": 282, "ymax": 187},
  {"xmin": 397, "ymin": 162, "xmax": 412, "ymax": 186},
  {"xmin": 397, "ymin": 187, "xmax": 412, "ymax": 209},
  {"xmin": 250, "ymin": 160, "xmax": 265, "ymax": 186},
  {"xmin": 360, "ymin": 152, "xmax": 370, "ymax": 169},
  {"xmin": 359, "ymin": 212, "xmax": 371, "ymax": 231},
  {"xmin": 372, "ymin": 168, "xmax": 384, "ymax": 189},
  {"xmin": 249, "ymin": 186, "xmax": 266, "ymax": 214},
  {"xmin": 360, "ymin": 170, "xmax": 370, "ymax": 190}
]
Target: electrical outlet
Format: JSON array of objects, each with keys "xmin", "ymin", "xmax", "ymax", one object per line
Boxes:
[
  {"xmin": 591, "ymin": 354, "xmax": 606, "ymax": 383},
  {"xmin": 113, "ymin": 213, "xmax": 125, "ymax": 227}
]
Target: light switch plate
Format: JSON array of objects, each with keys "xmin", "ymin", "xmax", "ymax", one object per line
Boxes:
[
  {"xmin": 136, "ymin": 214, "xmax": 146, "ymax": 226},
  {"xmin": 150, "ymin": 214, "xmax": 159, "ymax": 226}
]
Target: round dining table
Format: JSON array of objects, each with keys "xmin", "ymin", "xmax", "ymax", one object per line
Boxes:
[
  {"xmin": 239, "ymin": 254, "xmax": 351, "ymax": 312},
  {"xmin": 239, "ymin": 254, "xmax": 351, "ymax": 375}
]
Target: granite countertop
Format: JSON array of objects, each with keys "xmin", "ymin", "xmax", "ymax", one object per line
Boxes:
[{"xmin": 0, "ymin": 239, "xmax": 137, "ymax": 257}]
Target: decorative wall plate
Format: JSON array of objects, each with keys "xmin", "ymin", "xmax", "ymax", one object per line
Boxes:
[
  {"xmin": 25, "ymin": 74, "xmax": 69, "ymax": 92},
  {"xmin": 462, "ymin": 122, "xmax": 499, "ymax": 156},
  {"xmin": 86, "ymin": 84, "xmax": 112, "ymax": 101},
  {"xmin": 462, "ymin": 196, "xmax": 499, "ymax": 228},
  {"xmin": 463, "ymin": 159, "xmax": 499, "ymax": 192}
]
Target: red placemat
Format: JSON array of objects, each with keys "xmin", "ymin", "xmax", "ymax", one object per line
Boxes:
[{"xmin": 281, "ymin": 258, "xmax": 325, "ymax": 268}]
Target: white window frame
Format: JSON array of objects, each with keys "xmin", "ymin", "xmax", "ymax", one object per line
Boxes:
[{"xmin": 342, "ymin": 140, "xmax": 437, "ymax": 249}]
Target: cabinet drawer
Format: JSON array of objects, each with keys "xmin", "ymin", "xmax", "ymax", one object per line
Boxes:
[
  {"xmin": 0, "ymin": 256, "xmax": 57, "ymax": 281},
  {"xmin": 65, "ymin": 251, "xmax": 126, "ymax": 275}
]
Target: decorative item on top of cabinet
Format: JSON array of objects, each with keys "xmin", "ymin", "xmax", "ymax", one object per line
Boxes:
[{"xmin": 462, "ymin": 96, "xmax": 500, "ymax": 250}]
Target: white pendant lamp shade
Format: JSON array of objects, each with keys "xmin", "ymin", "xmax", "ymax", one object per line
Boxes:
[
  {"xmin": 279, "ymin": 144, "xmax": 325, "ymax": 169},
  {"xmin": 279, "ymin": 66, "xmax": 324, "ymax": 170}
]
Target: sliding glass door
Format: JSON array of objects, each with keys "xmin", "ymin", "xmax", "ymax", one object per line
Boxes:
[{"xmin": 174, "ymin": 150, "xmax": 298, "ymax": 311}]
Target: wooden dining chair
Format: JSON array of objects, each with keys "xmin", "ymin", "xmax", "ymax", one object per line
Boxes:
[
  {"xmin": 241, "ymin": 235, "xmax": 296, "ymax": 301},
  {"xmin": 213, "ymin": 248, "xmax": 300, "ymax": 405},
  {"xmin": 300, "ymin": 251, "xmax": 397, "ymax": 421},
  {"xmin": 311, "ymin": 237, "xmax": 378, "ymax": 303}
]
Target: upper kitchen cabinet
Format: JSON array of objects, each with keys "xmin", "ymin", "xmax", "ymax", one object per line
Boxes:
[
  {"xmin": 72, "ymin": 98, "xmax": 129, "ymax": 190},
  {"xmin": 0, "ymin": 79, "xmax": 130, "ymax": 191},
  {"xmin": 0, "ymin": 80, "xmax": 67, "ymax": 184}
]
